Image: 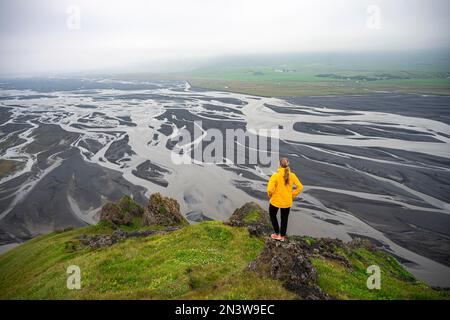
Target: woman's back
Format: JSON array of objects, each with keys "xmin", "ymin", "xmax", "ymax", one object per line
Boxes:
[
  {"xmin": 267, "ymin": 158, "xmax": 303, "ymax": 240},
  {"xmin": 267, "ymin": 167, "xmax": 303, "ymax": 209}
]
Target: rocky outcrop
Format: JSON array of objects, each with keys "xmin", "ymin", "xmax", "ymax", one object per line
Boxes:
[
  {"xmin": 80, "ymin": 193, "xmax": 187, "ymax": 249},
  {"xmin": 118, "ymin": 195, "xmax": 145, "ymax": 217},
  {"xmin": 226, "ymin": 202, "xmax": 273, "ymax": 237},
  {"xmin": 246, "ymin": 235, "xmax": 365, "ymax": 299},
  {"xmin": 78, "ymin": 227, "xmax": 179, "ymax": 249},
  {"xmin": 99, "ymin": 202, "xmax": 133, "ymax": 226},
  {"xmin": 289, "ymin": 236, "xmax": 353, "ymax": 269},
  {"xmin": 99, "ymin": 195, "xmax": 145, "ymax": 226},
  {"xmin": 248, "ymin": 238, "xmax": 329, "ymax": 300},
  {"xmin": 228, "ymin": 202, "xmax": 271, "ymax": 226},
  {"xmin": 143, "ymin": 193, "xmax": 188, "ymax": 227},
  {"xmin": 99, "ymin": 193, "xmax": 189, "ymax": 228}
]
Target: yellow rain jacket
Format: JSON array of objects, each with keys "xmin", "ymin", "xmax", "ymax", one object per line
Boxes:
[{"xmin": 267, "ymin": 167, "xmax": 303, "ymax": 208}]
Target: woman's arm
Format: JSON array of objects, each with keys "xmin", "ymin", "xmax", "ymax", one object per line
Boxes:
[
  {"xmin": 267, "ymin": 174, "xmax": 277, "ymax": 198},
  {"xmin": 292, "ymin": 173, "xmax": 304, "ymax": 198}
]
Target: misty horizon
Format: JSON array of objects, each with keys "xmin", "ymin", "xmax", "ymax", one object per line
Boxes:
[{"xmin": 1, "ymin": 0, "xmax": 449, "ymax": 75}]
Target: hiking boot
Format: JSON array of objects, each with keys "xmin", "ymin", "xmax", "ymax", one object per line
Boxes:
[{"xmin": 271, "ymin": 233, "xmax": 281, "ymax": 240}]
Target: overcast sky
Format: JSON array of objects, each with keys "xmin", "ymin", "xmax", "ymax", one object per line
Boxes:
[{"xmin": 0, "ymin": 0, "xmax": 449, "ymax": 74}]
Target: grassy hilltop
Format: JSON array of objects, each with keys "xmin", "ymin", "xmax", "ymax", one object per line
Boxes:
[{"xmin": 0, "ymin": 195, "xmax": 448, "ymax": 300}]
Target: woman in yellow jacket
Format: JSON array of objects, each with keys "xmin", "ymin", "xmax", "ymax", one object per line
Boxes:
[{"xmin": 267, "ymin": 158, "xmax": 303, "ymax": 241}]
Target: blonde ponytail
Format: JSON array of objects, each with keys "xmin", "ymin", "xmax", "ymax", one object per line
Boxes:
[{"xmin": 280, "ymin": 158, "xmax": 290, "ymax": 185}]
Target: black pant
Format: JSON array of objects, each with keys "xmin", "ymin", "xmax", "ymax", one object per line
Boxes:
[{"xmin": 269, "ymin": 203, "xmax": 290, "ymax": 236}]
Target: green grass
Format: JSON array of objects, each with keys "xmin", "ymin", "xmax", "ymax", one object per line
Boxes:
[
  {"xmin": 301, "ymin": 236, "xmax": 316, "ymax": 246},
  {"xmin": 183, "ymin": 65, "xmax": 450, "ymax": 96},
  {"xmin": 117, "ymin": 216, "xmax": 164, "ymax": 233},
  {"xmin": 0, "ymin": 220, "xmax": 447, "ymax": 300},
  {"xmin": 111, "ymin": 63, "xmax": 450, "ymax": 97},
  {"xmin": 312, "ymin": 247, "xmax": 449, "ymax": 300},
  {"xmin": 0, "ymin": 221, "xmax": 295, "ymax": 299},
  {"xmin": 242, "ymin": 210, "xmax": 261, "ymax": 223}
]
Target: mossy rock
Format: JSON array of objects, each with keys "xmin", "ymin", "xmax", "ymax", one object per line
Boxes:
[
  {"xmin": 99, "ymin": 202, "xmax": 132, "ymax": 226},
  {"xmin": 118, "ymin": 195, "xmax": 144, "ymax": 217},
  {"xmin": 144, "ymin": 192, "xmax": 189, "ymax": 227},
  {"xmin": 228, "ymin": 202, "xmax": 271, "ymax": 227},
  {"xmin": 99, "ymin": 195, "xmax": 144, "ymax": 226}
]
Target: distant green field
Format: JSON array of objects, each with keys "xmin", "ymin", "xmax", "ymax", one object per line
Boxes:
[
  {"xmin": 184, "ymin": 65, "xmax": 450, "ymax": 96},
  {"xmin": 112, "ymin": 55, "xmax": 450, "ymax": 97}
]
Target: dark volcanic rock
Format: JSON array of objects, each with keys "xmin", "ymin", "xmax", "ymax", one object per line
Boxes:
[
  {"xmin": 78, "ymin": 233, "xmax": 115, "ymax": 249},
  {"xmin": 313, "ymin": 238, "xmax": 352, "ymax": 269},
  {"xmin": 289, "ymin": 236, "xmax": 353, "ymax": 269},
  {"xmin": 248, "ymin": 238, "xmax": 329, "ymax": 300},
  {"xmin": 144, "ymin": 193, "xmax": 188, "ymax": 227},
  {"xmin": 246, "ymin": 223, "xmax": 274, "ymax": 238}
]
